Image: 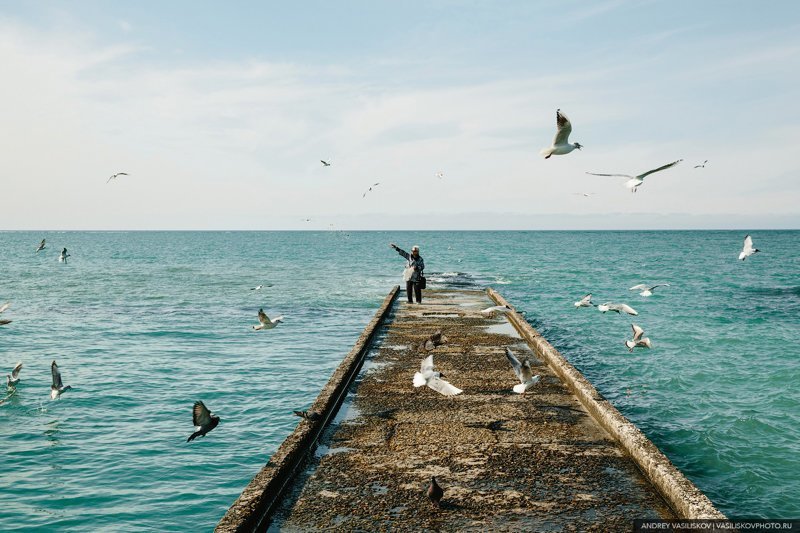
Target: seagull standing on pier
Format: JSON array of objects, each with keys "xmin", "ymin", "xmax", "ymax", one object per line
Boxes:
[
  {"xmin": 625, "ymin": 324, "xmax": 653, "ymax": 352},
  {"xmin": 107, "ymin": 172, "xmax": 128, "ymax": 183},
  {"xmin": 413, "ymin": 355, "xmax": 462, "ymax": 396},
  {"xmin": 597, "ymin": 302, "xmax": 638, "ymax": 315},
  {"xmin": 7, "ymin": 362, "xmax": 22, "ymax": 389},
  {"xmin": 50, "ymin": 361, "xmax": 72, "ymax": 400},
  {"xmin": 253, "ymin": 308, "xmax": 283, "ymax": 330},
  {"xmin": 540, "ymin": 109, "xmax": 582, "ymax": 159},
  {"xmin": 505, "ymin": 348, "xmax": 540, "ymax": 393},
  {"xmin": 586, "ymin": 160, "xmax": 682, "ymax": 193},
  {"xmin": 187, "ymin": 401, "xmax": 220, "ymax": 442},
  {"xmin": 36, "ymin": 239, "xmax": 46, "ymax": 252},
  {"xmin": 629, "ymin": 283, "xmax": 670, "ymax": 297},
  {"xmin": 739, "ymin": 235, "xmax": 760, "ymax": 260}
]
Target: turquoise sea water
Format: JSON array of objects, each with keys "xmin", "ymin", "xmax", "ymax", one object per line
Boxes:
[{"xmin": 0, "ymin": 230, "xmax": 798, "ymax": 530}]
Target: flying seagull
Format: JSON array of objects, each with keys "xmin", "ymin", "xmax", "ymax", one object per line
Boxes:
[
  {"xmin": 413, "ymin": 354, "xmax": 462, "ymax": 396},
  {"xmin": 50, "ymin": 360, "xmax": 72, "ymax": 400},
  {"xmin": 573, "ymin": 192, "xmax": 595, "ymax": 197},
  {"xmin": 629, "ymin": 283, "xmax": 670, "ymax": 297},
  {"xmin": 0, "ymin": 302, "xmax": 10, "ymax": 314},
  {"xmin": 293, "ymin": 410, "xmax": 322, "ymax": 421},
  {"xmin": 107, "ymin": 172, "xmax": 128, "ymax": 183},
  {"xmin": 187, "ymin": 401, "xmax": 220, "ymax": 442},
  {"xmin": 739, "ymin": 235, "xmax": 760, "ymax": 261},
  {"xmin": 574, "ymin": 294, "xmax": 594, "ymax": 308},
  {"xmin": 7, "ymin": 362, "xmax": 22, "ymax": 389},
  {"xmin": 625, "ymin": 324, "xmax": 653, "ymax": 352},
  {"xmin": 320, "ymin": 160, "xmax": 331, "ymax": 167},
  {"xmin": 587, "ymin": 159, "xmax": 682, "ymax": 193},
  {"xmin": 59, "ymin": 248, "xmax": 70, "ymax": 263},
  {"xmin": 253, "ymin": 308, "xmax": 283, "ymax": 330},
  {"xmin": 541, "ymin": 109, "xmax": 582, "ymax": 159},
  {"xmin": 694, "ymin": 160, "xmax": 708, "ymax": 169},
  {"xmin": 597, "ymin": 302, "xmax": 638, "ymax": 315},
  {"xmin": 362, "ymin": 182, "xmax": 380, "ymax": 198},
  {"xmin": 505, "ymin": 347, "xmax": 540, "ymax": 394},
  {"xmin": 480, "ymin": 304, "xmax": 513, "ymax": 317},
  {"xmin": 36, "ymin": 239, "xmax": 46, "ymax": 252},
  {"xmin": 427, "ymin": 476, "xmax": 444, "ymax": 508},
  {"xmin": 435, "ymin": 171, "xmax": 444, "ymax": 179}
]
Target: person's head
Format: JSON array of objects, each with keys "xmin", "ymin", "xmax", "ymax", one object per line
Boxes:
[{"xmin": 411, "ymin": 245, "xmax": 420, "ymax": 257}]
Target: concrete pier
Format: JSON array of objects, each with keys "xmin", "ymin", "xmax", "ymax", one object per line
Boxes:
[{"xmin": 217, "ymin": 287, "xmax": 723, "ymax": 531}]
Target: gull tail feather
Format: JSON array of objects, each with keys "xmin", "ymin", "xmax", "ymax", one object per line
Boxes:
[{"xmin": 413, "ymin": 372, "xmax": 426, "ymax": 388}]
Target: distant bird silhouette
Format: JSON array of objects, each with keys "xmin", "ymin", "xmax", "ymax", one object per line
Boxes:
[
  {"xmin": 427, "ymin": 476, "xmax": 444, "ymax": 508},
  {"xmin": 293, "ymin": 410, "xmax": 322, "ymax": 421},
  {"xmin": 362, "ymin": 182, "xmax": 380, "ymax": 198},
  {"xmin": 625, "ymin": 324, "xmax": 653, "ymax": 352},
  {"xmin": 0, "ymin": 302, "xmax": 10, "ymax": 314},
  {"xmin": 587, "ymin": 159, "xmax": 682, "ymax": 193},
  {"xmin": 505, "ymin": 348, "xmax": 540, "ymax": 393},
  {"xmin": 253, "ymin": 308, "xmax": 283, "ymax": 330},
  {"xmin": 36, "ymin": 239, "xmax": 46, "ymax": 252},
  {"xmin": 629, "ymin": 283, "xmax": 670, "ymax": 297},
  {"xmin": 50, "ymin": 361, "xmax": 72, "ymax": 400},
  {"xmin": 574, "ymin": 294, "xmax": 594, "ymax": 308},
  {"xmin": 59, "ymin": 248, "xmax": 70, "ymax": 263},
  {"xmin": 320, "ymin": 160, "xmax": 331, "ymax": 167},
  {"xmin": 739, "ymin": 235, "xmax": 760, "ymax": 261},
  {"xmin": 435, "ymin": 171, "xmax": 444, "ymax": 179},
  {"xmin": 541, "ymin": 109, "xmax": 582, "ymax": 159},
  {"xmin": 597, "ymin": 302, "xmax": 638, "ymax": 315},
  {"xmin": 7, "ymin": 362, "xmax": 22, "ymax": 389},
  {"xmin": 250, "ymin": 284, "xmax": 272, "ymax": 291},
  {"xmin": 694, "ymin": 160, "xmax": 708, "ymax": 169},
  {"xmin": 187, "ymin": 401, "xmax": 220, "ymax": 442},
  {"xmin": 107, "ymin": 172, "xmax": 128, "ymax": 183}
]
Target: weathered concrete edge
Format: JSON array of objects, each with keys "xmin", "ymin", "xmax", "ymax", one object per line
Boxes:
[
  {"xmin": 487, "ymin": 288, "xmax": 725, "ymax": 520},
  {"xmin": 215, "ymin": 286, "xmax": 400, "ymax": 533}
]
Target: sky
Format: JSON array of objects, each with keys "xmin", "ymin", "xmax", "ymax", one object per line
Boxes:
[{"xmin": 1, "ymin": 0, "xmax": 799, "ymax": 230}]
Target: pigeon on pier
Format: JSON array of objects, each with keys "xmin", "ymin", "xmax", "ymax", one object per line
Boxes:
[
  {"xmin": 505, "ymin": 348, "xmax": 540, "ymax": 393},
  {"xmin": 629, "ymin": 283, "xmax": 670, "ymax": 297},
  {"xmin": 427, "ymin": 476, "xmax": 444, "ymax": 508},
  {"xmin": 739, "ymin": 235, "xmax": 760, "ymax": 261},
  {"xmin": 541, "ymin": 109, "xmax": 582, "ymax": 158},
  {"xmin": 7, "ymin": 362, "xmax": 22, "ymax": 389},
  {"xmin": 419, "ymin": 330, "xmax": 449, "ymax": 351},
  {"xmin": 50, "ymin": 361, "xmax": 72, "ymax": 400},
  {"xmin": 625, "ymin": 324, "xmax": 653, "ymax": 352},
  {"xmin": 187, "ymin": 401, "xmax": 220, "ymax": 442},
  {"xmin": 574, "ymin": 294, "xmax": 594, "ymax": 308},
  {"xmin": 413, "ymin": 355, "xmax": 462, "ymax": 396},
  {"xmin": 597, "ymin": 302, "xmax": 638, "ymax": 315},
  {"xmin": 253, "ymin": 308, "xmax": 283, "ymax": 330}
]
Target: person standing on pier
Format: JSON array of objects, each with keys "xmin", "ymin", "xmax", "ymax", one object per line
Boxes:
[{"xmin": 390, "ymin": 243, "xmax": 425, "ymax": 304}]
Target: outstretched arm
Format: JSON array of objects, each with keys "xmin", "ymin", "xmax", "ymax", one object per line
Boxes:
[{"xmin": 390, "ymin": 243, "xmax": 409, "ymax": 259}]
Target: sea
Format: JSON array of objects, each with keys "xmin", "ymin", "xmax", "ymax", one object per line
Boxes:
[{"xmin": 0, "ymin": 230, "xmax": 798, "ymax": 531}]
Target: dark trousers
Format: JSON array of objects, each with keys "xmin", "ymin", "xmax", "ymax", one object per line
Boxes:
[{"xmin": 406, "ymin": 280, "xmax": 422, "ymax": 303}]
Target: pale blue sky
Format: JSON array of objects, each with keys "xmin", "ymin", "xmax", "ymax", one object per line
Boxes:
[{"xmin": 1, "ymin": 1, "xmax": 799, "ymax": 229}]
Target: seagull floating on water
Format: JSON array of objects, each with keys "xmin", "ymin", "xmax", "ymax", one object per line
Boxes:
[
  {"xmin": 540, "ymin": 109, "xmax": 582, "ymax": 159},
  {"xmin": 320, "ymin": 160, "xmax": 331, "ymax": 167},
  {"xmin": 253, "ymin": 308, "xmax": 283, "ymax": 330},
  {"xmin": 187, "ymin": 401, "xmax": 220, "ymax": 442},
  {"xmin": 505, "ymin": 348, "xmax": 540, "ymax": 394},
  {"xmin": 694, "ymin": 160, "xmax": 708, "ymax": 169},
  {"xmin": 362, "ymin": 182, "xmax": 380, "ymax": 198},
  {"xmin": 625, "ymin": 324, "xmax": 653, "ymax": 352},
  {"xmin": 574, "ymin": 294, "xmax": 594, "ymax": 308},
  {"xmin": 7, "ymin": 362, "xmax": 22, "ymax": 389},
  {"xmin": 413, "ymin": 354, "xmax": 462, "ymax": 396},
  {"xmin": 107, "ymin": 172, "xmax": 128, "ymax": 183},
  {"xmin": 427, "ymin": 476, "xmax": 444, "ymax": 508},
  {"xmin": 739, "ymin": 235, "xmax": 760, "ymax": 261},
  {"xmin": 50, "ymin": 361, "xmax": 72, "ymax": 400},
  {"xmin": 36, "ymin": 239, "xmax": 46, "ymax": 252},
  {"xmin": 597, "ymin": 302, "xmax": 638, "ymax": 315},
  {"xmin": 59, "ymin": 248, "xmax": 70, "ymax": 263},
  {"xmin": 629, "ymin": 283, "xmax": 670, "ymax": 297},
  {"xmin": 587, "ymin": 159, "xmax": 682, "ymax": 193}
]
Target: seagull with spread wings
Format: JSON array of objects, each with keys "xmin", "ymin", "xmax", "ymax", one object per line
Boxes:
[
  {"xmin": 587, "ymin": 160, "xmax": 682, "ymax": 193},
  {"xmin": 505, "ymin": 348, "xmax": 540, "ymax": 394},
  {"xmin": 739, "ymin": 235, "xmax": 760, "ymax": 260},
  {"xmin": 50, "ymin": 361, "xmax": 72, "ymax": 400},
  {"xmin": 540, "ymin": 109, "xmax": 583, "ymax": 159},
  {"xmin": 187, "ymin": 401, "xmax": 220, "ymax": 442},
  {"xmin": 694, "ymin": 160, "xmax": 708, "ymax": 169},
  {"xmin": 574, "ymin": 294, "xmax": 594, "ymax": 308},
  {"xmin": 413, "ymin": 354, "xmax": 462, "ymax": 396},
  {"xmin": 625, "ymin": 324, "xmax": 653, "ymax": 352},
  {"xmin": 107, "ymin": 172, "xmax": 128, "ymax": 183},
  {"xmin": 253, "ymin": 308, "xmax": 283, "ymax": 330},
  {"xmin": 6, "ymin": 362, "xmax": 22, "ymax": 389},
  {"xmin": 629, "ymin": 283, "xmax": 670, "ymax": 297},
  {"xmin": 36, "ymin": 239, "xmax": 46, "ymax": 252},
  {"xmin": 597, "ymin": 302, "xmax": 638, "ymax": 315},
  {"xmin": 362, "ymin": 182, "xmax": 380, "ymax": 198}
]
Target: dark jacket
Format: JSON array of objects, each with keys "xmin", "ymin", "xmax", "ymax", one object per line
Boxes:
[{"xmin": 393, "ymin": 246, "xmax": 424, "ymax": 282}]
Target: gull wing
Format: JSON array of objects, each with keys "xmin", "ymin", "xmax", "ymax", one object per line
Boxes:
[
  {"xmin": 637, "ymin": 159, "xmax": 682, "ymax": 180},
  {"xmin": 51, "ymin": 361, "xmax": 63, "ymax": 389},
  {"xmin": 743, "ymin": 235, "xmax": 754, "ymax": 252},
  {"xmin": 578, "ymin": 293, "xmax": 592, "ymax": 305},
  {"xmin": 258, "ymin": 308, "xmax": 269, "ymax": 326},
  {"xmin": 617, "ymin": 304, "xmax": 638, "ymax": 315},
  {"xmin": 11, "ymin": 362, "xmax": 22, "ymax": 379},
  {"xmin": 193, "ymin": 401, "xmax": 213, "ymax": 427},
  {"xmin": 648, "ymin": 283, "xmax": 670, "ymax": 291},
  {"xmin": 420, "ymin": 354, "xmax": 434, "ymax": 373},
  {"xmin": 426, "ymin": 377, "xmax": 463, "ymax": 396},
  {"xmin": 553, "ymin": 109, "xmax": 573, "ymax": 146},
  {"xmin": 629, "ymin": 284, "xmax": 648, "ymax": 291},
  {"xmin": 586, "ymin": 171, "xmax": 633, "ymax": 178},
  {"xmin": 631, "ymin": 324, "xmax": 645, "ymax": 342},
  {"xmin": 505, "ymin": 348, "xmax": 523, "ymax": 380},
  {"xmin": 0, "ymin": 302, "xmax": 10, "ymax": 313}
]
